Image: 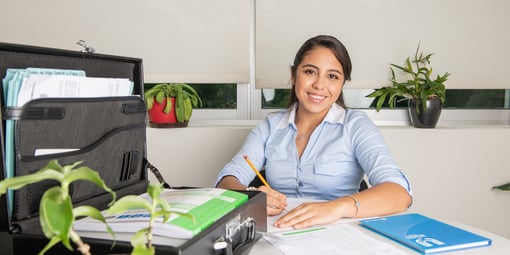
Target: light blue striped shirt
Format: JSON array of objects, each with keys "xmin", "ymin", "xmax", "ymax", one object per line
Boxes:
[{"xmin": 215, "ymin": 103, "xmax": 412, "ymax": 200}]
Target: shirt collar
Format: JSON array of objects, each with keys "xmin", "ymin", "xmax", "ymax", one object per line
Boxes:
[{"xmin": 276, "ymin": 103, "xmax": 346, "ymax": 129}]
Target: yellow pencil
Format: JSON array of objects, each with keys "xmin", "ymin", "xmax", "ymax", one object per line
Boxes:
[{"xmin": 242, "ymin": 154, "xmax": 271, "ymax": 189}]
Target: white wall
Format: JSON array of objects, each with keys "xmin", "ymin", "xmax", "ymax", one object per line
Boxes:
[
  {"xmin": 147, "ymin": 124, "xmax": 510, "ymax": 239},
  {"xmin": 147, "ymin": 126, "xmax": 253, "ymax": 187}
]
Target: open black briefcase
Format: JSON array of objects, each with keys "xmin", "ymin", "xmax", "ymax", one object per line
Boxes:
[{"xmin": 0, "ymin": 42, "xmax": 266, "ymax": 255}]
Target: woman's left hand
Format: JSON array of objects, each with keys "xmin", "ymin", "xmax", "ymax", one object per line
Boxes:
[{"xmin": 274, "ymin": 200, "xmax": 343, "ymax": 229}]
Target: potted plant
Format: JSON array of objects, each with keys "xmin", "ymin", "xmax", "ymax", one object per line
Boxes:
[
  {"xmin": 144, "ymin": 83, "xmax": 203, "ymax": 128},
  {"xmin": 366, "ymin": 44, "xmax": 450, "ymax": 128},
  {"xmin": 0, "ymin": 160, "xmax": 116, "ymax": 255}
]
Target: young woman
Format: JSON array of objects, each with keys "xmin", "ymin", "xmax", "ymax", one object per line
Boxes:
[{"xmin": 215, "ymin": 35, "xmax": 412, "ymax": 229}]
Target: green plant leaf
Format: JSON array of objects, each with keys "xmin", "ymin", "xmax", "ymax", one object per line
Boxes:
[
  {"xmin": 183, "ymin": 98, "xmax": 192, "ymax": 121},
  {"xmin": 146, "ymin": 96, "xmax": 154, "ymax": 110},
  {"xmin": 39, "ymin": 236, "xmax": 63, "ymax": 255},
  {"xmin": 39, "ymin": 186, "xmax": 74, "ymax": 250},
  {"xmin": 40, "ymin": 159, "xmax": 64, "ymax": 171},
  {"xmin": 190, "ymin": 95, "xmax": 198, "ymax": 107},
  {"xmin": 61, "ymin": 160, "xmax": 84, "ymax": 174},
  {"xmin": 130, "ymin": 229, "xmax": 155, "ymax": 255},
  {"xmin": 73, "ymin": 205, "xmax": 102, "ymax": 218},
  {"xmin": 405, "ymin": 57, "xmax": 413, "ymax": 74},
  {"xmin": 164, "ymin": 97, "xmax": 172, "ymax": 114},
  {"xmin": 0, "ymin": 169, "xmax": 62, "ymax": 194},
  {"xmin": 374, "ymin": 93, "xmax": 387, "ymax": 111},
  {"xmin": 493, "ymin": 182, "xmax": 510, "ymax": 191},
  {"xmin": 132, "ymin": 244, "xmax": 155, "ymax": 255},
  {"xmin": 155, "ymin": 91, "xmax": 165, "ymax": 104},
  {"xmin": 175, "ymin": 85, "xmax": 185, "ymax": 122},
  {"xmin": 0, "ymin": 160, "xmax": 67, "ymax": 194},
  {"xmin": 74, "ymin": 205, "xmax": 115, "ymax": 239},
  {"xmin": 366, "ymin": 89, "xmax": 384, "ymax": 98},
  {"xmin": 63, "ymin": 166, "xmax": 116, "ymax": 204},
  {"xmin": 108, "ymin": 195, "xmax": 152, "ymax": 214},
  {"xmin": 147, "ymin": 182, "xmax": 162, "ymax": 198}
]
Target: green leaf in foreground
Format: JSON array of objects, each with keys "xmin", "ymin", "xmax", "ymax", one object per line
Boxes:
[
  {"xmin": 39, "ymin": 187, "xmax": 74, "ymax": 251},
  {"xmin": 0, "ymin": 159, "xmax": 117, "ymax": 255},
  {"xmin": 493, "ymin": 182, "xmax": 510, "ymax": 191}
]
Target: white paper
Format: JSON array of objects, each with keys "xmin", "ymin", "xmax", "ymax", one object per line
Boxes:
[
  {"xmin": 267, "ymin": 198, "xmax": 359, "ymax": 233},
  {"xmin": 17, "ymin": 74, "xmax": 133, "ymax": 106},
  {"xmin": 34, "ymin": 148, "xmax": 79, "ymax": 156},
  {"xmin": 264, "ymin": 223, "xmax": 409, "ymax": 255}
]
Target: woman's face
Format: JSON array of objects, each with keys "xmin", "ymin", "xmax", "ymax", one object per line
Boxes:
[{"xmin": 293, "ymin": 46, "xmax": 345, "ymax": 116}]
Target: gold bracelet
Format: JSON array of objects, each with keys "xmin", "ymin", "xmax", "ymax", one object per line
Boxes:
[{"xmin": 345, "ymin": 195, "xmax": 360, "ymax": 218}]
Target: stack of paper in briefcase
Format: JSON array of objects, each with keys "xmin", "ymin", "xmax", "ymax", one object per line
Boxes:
[
  {"xmin": 74, "ymin": 188, "xmax": 250, "ymax": 239},
  {"xmin": 0, "ymin": 42, "xmax": 266, "ymax": 255}
]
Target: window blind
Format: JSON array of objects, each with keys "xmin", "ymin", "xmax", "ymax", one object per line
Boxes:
[
  {"xmin": 0, "ymin": 0, "xmax": 250, "ymax": 84},
  {"xmin": 255, "ymin": 0, "xmax": 510, "ymax": 89}
]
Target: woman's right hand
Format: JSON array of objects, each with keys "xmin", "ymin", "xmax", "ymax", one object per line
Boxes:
[
  {"xmin": 257, "ymin": 185, "xmax": 288, "ymax": 216},
  {"xmin": 216, "ymin": 175, "xmax": 287, "ymax": 215}
]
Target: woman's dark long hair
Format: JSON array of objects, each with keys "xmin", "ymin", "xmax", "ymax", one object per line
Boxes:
[{"xmin": 287, "ymin": 35, "xmax": 352, "ymax": 108}]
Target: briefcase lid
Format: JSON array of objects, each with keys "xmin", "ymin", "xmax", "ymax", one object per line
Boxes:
[
  {"xmin": 0, "ymin": 42, "xmax": 146, "ymax": 233},
  {"xmin": 0, "ymin": 42, "xmax": 144, "ymax": 97}
]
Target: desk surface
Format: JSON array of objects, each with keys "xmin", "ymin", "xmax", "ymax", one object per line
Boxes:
[{"xmin": 251, "ymin": 221, "xmax": 510, "ymax": 255}]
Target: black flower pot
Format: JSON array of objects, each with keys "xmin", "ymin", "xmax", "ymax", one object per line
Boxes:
[{"xmin": 408, "ymin": 98, "xmax": 442, "ymax": 128}]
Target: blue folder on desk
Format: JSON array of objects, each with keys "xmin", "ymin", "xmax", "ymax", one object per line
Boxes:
[{"xmin": 359, "ymin": 213, "xmax": 491, "ymax": 254}]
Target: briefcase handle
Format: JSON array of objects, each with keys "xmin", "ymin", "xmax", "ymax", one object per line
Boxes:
[{"xmin": 144, "ymin": 159, "xmax": 172, "ymax": 189}]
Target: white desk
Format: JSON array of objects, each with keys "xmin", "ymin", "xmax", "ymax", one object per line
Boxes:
[{"xmin": 250, "ymin": 221, "xmax": 510, "ymax": 255}]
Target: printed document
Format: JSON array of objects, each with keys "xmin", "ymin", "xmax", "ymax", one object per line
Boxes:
[
  {"xmin": 17, "ymin": 74, "xmax": 133, "ymax": 106},
  {"xmin": 264, "ymin": 223, "xmax": 409, "ymax": 255},
  {"xmin": 264, "ymin": 198, "xmax": 407, "ymax": 255}
]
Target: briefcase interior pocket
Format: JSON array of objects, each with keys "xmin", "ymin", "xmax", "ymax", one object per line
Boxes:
[{"xmin": 8, "ymin": 97, "xmax": 148, "ymax": 221}]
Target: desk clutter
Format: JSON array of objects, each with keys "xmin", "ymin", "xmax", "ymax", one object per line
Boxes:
[
  {"xmin": 262, "ymin": 198, "xmax": 492, "ymax": 255},
  {"xmin": 263, "ymin": 212, "xmax": 493, "ymax": 255}
]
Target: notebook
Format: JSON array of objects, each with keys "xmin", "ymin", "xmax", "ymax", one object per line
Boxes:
[{"xmin": 359, "ymin": 213, "xmax": 491, "ymax": 254}]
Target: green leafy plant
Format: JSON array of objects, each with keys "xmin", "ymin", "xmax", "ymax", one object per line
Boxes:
[
  {"xmin": 107, "ymin": 183, "xmax": 193, "ymax": 255},
  {"xmin": 366, "ymin": 43, "xmax": 450, "ymax": 112},
  {"xmin": 144, "ymin": 83, "xmax": 203, "ymax": 123},
  {"xmin": 0, "ymin": 160, "xmax": 116, "ymax": 255}
]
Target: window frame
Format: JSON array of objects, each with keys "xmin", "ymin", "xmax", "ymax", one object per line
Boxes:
[{"xmin": 190, "ymin": 84, "xmax": 510, "ymax": 125}]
